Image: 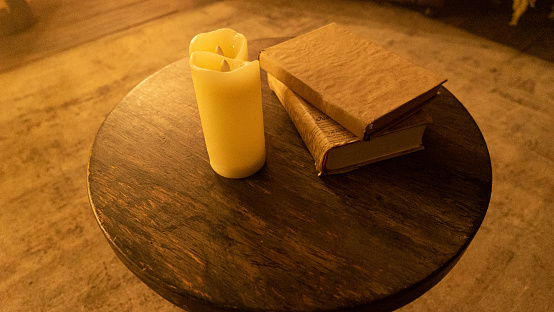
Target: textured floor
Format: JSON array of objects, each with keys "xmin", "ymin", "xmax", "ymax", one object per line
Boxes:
[
  {"xmin": 1, "ymin": 0, "xmax": 553, "ymax": 311},
  {"xmin": 401, "ymin": 0, "xmax": 554, "ymax": 63}
]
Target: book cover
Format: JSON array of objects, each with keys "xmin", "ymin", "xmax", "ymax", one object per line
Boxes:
[
  {"xmin": 268, "ymin": 74, "xmax": 432, "ymax": 175},
  {"xmin": 259, "ymin": 23, "xmax": 445, "ymax": 140}
]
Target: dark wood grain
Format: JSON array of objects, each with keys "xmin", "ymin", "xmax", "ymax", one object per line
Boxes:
[{"xmin": 87, "ymin": 38, "xmax": 492, "ymax": 312}]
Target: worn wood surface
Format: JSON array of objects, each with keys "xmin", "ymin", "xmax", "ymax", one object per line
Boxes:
[
  {"xmin": 0, "ymin": 0, "xmax": 218, "ymax": 73},
  {"xmin": 87, "ymin": 38, "xmax": 492, "ymax": 312}
]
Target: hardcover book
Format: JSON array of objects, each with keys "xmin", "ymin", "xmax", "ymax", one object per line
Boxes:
[
  {"xmin": 268, "ymin": 74, "xmax": 432, "ymax": 175},
  {"xmin": 259, "ymin": 23, "xmax": 445, "ymax": 140}
]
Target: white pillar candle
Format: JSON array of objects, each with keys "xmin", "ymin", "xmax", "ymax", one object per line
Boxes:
[
  {"xmin": 189, "ymin": 51, "xmax": 266, "ymax": 179},
  {"xmin": 189, "ymin": 28, "xmax": 248, "ymax": 61}
]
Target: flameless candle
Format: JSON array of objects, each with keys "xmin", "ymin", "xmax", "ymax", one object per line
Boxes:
[
  {"xmin": 189, "ymin": 28, "xmax": 248, "ymax": 61},
  {"xmin": 189, "ymin": 51, "xmax": 266, "ymax": 179}
]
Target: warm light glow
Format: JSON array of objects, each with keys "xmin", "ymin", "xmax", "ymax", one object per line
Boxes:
[{"xmin": 189, "ymin": 28, "xmax": 265, "ymax": 179}]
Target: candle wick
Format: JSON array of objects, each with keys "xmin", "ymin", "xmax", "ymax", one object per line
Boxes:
[
  {"xmin": 220, "ymin": 60, "xmax": 231, "ymax": 72},
  {"xmin": 215, "ymin": 45, "xmax": 224, "ymax": 56}
]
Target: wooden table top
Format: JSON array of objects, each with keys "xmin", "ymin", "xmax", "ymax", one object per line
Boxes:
[{"xmin": 87, "ymin": 38, "xmax": 492, "ymax": 312}]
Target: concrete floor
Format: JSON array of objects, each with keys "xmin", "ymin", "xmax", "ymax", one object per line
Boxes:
[{"xmin": 1, "ymin": 0, "xmax": 553, "ymax": 311}]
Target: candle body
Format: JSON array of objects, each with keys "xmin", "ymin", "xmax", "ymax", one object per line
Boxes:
[
  {"xmin": 190, "ymin": 52, "xmax": 265, "ymax": 178},
  {"xmin": 189, "ymin": 28, "xmax": 248, "ymax": 61}
]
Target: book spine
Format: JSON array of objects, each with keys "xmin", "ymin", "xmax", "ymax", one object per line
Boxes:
[{"xmin": 267, "ymin": 74, "xmax": 327, "ymax": 173}]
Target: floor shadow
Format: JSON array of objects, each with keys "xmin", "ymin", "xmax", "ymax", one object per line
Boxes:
[{"xmin": 401, "ymin": 0, "xmax": 553, "ymax": 63}]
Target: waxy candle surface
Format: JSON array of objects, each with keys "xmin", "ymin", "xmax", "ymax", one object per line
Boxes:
[
  {"xmin": 189, "ymin": 28, "xmax": 248, "ymax": 61},
  {"xmin": 190, "ymin": 51, "xmax": 265, "ymax": 179}
]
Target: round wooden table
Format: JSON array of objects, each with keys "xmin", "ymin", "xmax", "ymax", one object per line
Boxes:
[{"xmin": 87, "ymin": 38, "xmax": 492, "ymax": 312}]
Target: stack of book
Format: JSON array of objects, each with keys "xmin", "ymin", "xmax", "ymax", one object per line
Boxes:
[{"xmin": 259, "ymin": 23, "xmax": 446, "ymax": 175}]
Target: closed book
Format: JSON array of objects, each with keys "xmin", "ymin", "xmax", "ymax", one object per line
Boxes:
[
  {"xmin": 259, "ymin": 23, "xmax": 445, "ymax": 140},
  {"xmin": 268, "ymin": 74, "xmax": 432, "ymax": 175}
]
